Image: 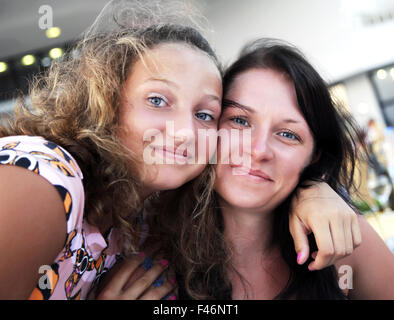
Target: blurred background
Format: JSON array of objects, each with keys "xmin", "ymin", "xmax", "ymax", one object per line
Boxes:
[{"xmin": 0, "ymin": 0, "xmax": 393, "ymax": 250}]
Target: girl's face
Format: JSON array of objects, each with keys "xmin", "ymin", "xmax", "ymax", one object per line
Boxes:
[
  {"xmin": 119, "ymin": 43, "xmax": 222, "ymax": 193},
  {"xmin": 215, "ymin": 68, "xmax": 315, "ymax": 213}
]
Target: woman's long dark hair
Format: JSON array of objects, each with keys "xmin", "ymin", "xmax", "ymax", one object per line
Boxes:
[
  {"xmin": 150, "ymin": 38, "xmax": 366, "ymax": 299},
  {"xmin": 221, "ymin": 38, "xmax": 365, "ymax": 299}
]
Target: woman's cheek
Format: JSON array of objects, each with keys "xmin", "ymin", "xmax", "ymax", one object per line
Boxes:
[
  {"xmin": 195, "ymin": 128, "xmax": 218, "ymax": 165},
  {"xmin": 279, "ymin": 151, "xmax": 311, "ymax": 186},
  {"xmin": 216, "ymin": 127, "xmax": 243, "ymax": 165}
]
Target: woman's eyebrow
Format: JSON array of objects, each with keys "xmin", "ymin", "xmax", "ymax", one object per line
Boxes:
[
  {"xmin": 222, "ymin": 99, "xmax": 255, "ymax": 113},
  {"xmin": 281, "ymin": 119, "xmax": 301, "ymax": 124}
]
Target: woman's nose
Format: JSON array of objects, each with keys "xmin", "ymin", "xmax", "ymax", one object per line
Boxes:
[{"xmin": 251, "ymin": 130, "xmax": 274, "ymax": 162}]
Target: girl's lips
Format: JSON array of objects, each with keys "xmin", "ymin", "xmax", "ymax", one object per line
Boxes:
[
  {"xmin": 161, "ymin": 146, "xmax": 188, "ymax": 157},
  {"xmin": 151, "ymin": 146, "xmax": 191, "ymax": 163}
]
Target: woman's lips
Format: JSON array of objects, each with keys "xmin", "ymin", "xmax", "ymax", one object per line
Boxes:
[{"xmin": 230, "ymin": 165, "xmax": 273, "ymax": 182}]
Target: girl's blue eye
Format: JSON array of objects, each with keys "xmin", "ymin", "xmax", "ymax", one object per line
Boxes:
[
  {"xmin": 231, "ymin": 117, "xmax": 249, "ymax": 127},
  {"xmin": 196, "ymin": 112, "xmax": 214, "ymax": 121},
  {"xmin": 148, "ymin": 96, "xmax": 166, "ymax": 107},
  {"xmin": 279, "ymin": 131, "xmax": 299, "ymax": 140}
]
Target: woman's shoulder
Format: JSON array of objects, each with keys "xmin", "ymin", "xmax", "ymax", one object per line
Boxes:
[
  {"xmin": 334, "ymin": 214, "xmax": 391, "ymax": 267},
  {"xmin": 334, "ymin": 214, "xmax": 394, "ymax": 299}
]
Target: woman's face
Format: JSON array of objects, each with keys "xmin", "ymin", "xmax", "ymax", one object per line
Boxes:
[
  {"xmin": 119, "ymin": 43, "xmax": 222, "ymax": 193},
  {"xmin": 215, "ymin": 68, "xmax": 315, "ymax": 213}
]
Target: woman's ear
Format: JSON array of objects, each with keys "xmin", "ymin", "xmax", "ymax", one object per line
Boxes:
[{"xmin": 310, "ymin": 150, "xmax": 321, "ymax": 165}]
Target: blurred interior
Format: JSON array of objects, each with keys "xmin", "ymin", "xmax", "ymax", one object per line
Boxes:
[{"xmin": 0, "ymin": 0, "xmax": 393, "ymax": 251}]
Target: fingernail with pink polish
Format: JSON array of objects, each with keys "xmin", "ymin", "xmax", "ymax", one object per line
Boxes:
[
  {"xmin": 161, "ymin": 259, "xmax": 169, "ymax": 267},
  {"xmin": 139, "ymin": 252, "xmax": 146, "ymax": 258},
  {"xmin": 297, "ymin": 252, "xmax": 303, "ymax": 264},
  {"xmin": 170, "ymin": 295, "xmax": 177, "ymax": 300}
]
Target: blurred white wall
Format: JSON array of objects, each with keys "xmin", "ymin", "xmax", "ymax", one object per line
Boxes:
[
  {"xmin": 344, "ymin": 74, "xmax": 386, "ymax": 128},
  {"xmin": 197, "ymin": 0, "xmax": 394, "ymax": 131},
  {"xmin": 201, "ymin": 0, "xmax": 394, "ymax": 83}
]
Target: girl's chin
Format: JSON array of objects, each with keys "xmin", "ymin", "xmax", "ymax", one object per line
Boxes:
[
  {"xmin": 147, "ymin": 179, "xmax": 186, "ymax": 192},
  {"xmin": 145, "ymin": 167, "xmax": 204, "ymax": 191}
]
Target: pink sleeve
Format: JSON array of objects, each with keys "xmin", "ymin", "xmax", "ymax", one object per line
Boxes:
[{"xmin": 0, "ymin": 135, "xmax": 85, "ymax": 235}]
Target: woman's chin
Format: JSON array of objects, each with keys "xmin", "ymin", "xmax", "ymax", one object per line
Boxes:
[{"xmin": 218, "ymin": 191, "xmax": 265, "ymax": 209}]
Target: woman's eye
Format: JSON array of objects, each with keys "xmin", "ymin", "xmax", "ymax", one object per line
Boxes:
[
  {"xmin": 230, "ymin": 117, "xmax": 249, "ymax": 127},
  {"xmin": 278, "ymin": 131, "xmax": 299, "ymax": 141},
  {"xmin": 196, "ymin": 112, "xmax": 214, "ymax": 121},
  {"xmin": 148, "ymin": 96, "xmax": 167, "ymax": 108}
]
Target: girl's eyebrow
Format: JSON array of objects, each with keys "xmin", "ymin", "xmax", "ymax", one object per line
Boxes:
[
  {"xmin": 145, "ymin": 77, "xmax": 179, "ymax": 88},
  {"xmin": 145, "ymin": 78, "xmax": 221, "ymax": 104},
  {"xmin": 222, "ymin": 99, "xmax": 255, "ymax": 113},
  {"xmin": 206, "ymin": 94, "xmax": 221, "ymax": 104}
]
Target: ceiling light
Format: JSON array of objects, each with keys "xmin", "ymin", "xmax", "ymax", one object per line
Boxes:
[
  {"xmin": 49, "ymin": 48, "xmax": 63, "ymax": 60},
  {"xmin": 45, "ymin": 27, "xmax": 61, "ymax": 39},
  {"xmin": 21, "ymin": 54, "xmax": 36, "ymax": 66},
  {"xmin": 376, "ymin": 69, "xmax": 387, "ymax": 80},
  {"xmin": 0, "ymin": 62, "xmax": 8, "ymax": 73}
]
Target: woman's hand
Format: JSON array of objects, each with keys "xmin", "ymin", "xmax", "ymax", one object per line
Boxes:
[
  {"xmin": 95, "ymin": 253, "xmax": 177, "ymax": 300},
  {"xmin": 289, "ymin": 181, "xmax": 362, "ymax": 271}
]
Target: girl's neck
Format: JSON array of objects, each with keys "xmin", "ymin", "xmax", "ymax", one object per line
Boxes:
[{"xmin": 99, "ymin": 188, "xmax": 152, "ymax": 236}]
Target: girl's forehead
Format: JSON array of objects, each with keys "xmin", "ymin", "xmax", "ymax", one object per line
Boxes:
[{"xmin": 143, "ymin": 42, "xmax": 220, "ymax": 75}]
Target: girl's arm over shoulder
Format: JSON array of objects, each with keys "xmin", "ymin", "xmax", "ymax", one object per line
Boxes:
[
  {"xmin": 0, "ymin": 165, "xmax": 67, "ymax": 299},
  {"xmin": 335, "ymin": 214, "xmax": 394, "ymax": 299},
  {"xmin": 290, "ymin": 182, "xmax": 362, "ymax": 270}
]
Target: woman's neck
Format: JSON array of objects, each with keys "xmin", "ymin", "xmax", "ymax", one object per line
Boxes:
[
  {"xmin": 220, "ymin": 199, "xmax": 289, "ymax": 299},
  {"xmin": 220, "ymin": 199, "xmax": 275, "ymax": 265}
]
